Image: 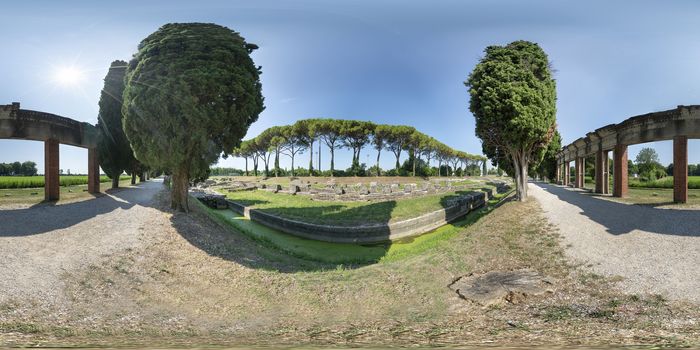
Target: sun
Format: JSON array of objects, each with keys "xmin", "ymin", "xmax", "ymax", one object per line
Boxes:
[{"xmin": 53, "ymin": 66, "xmax": 85, "ymax": 86}]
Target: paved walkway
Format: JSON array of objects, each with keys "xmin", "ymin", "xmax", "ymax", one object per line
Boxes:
[
  {"xmin": 530, "ymin": 182, "xmax": 700, "ymax": 302},
  {"xmin": 0, "ymin": 180, "xmax": 167, "ymax": 305}
]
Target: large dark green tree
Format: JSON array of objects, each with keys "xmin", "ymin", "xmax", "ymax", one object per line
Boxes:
[
  {"xmin": 532, "ymin": 130, "xmax": 561, "ymax": 181},
  {"xmin": 122, "ymin": 23, "xmax": 264, "ymax": 211},
  {"xmin": 466, "ymin": 40, "xmax": 557, "ymax": 200},
  {"xmin": 96, "ymin": 60, "xmax": 135, "ymax": 189}
]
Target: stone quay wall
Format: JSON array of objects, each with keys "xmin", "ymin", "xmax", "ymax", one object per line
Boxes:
[{"xmin": 225, "ymin": 187, "xmax": 503, "ymax": 243}]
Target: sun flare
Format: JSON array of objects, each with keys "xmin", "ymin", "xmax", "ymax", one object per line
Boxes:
[{"xmin": 53, "ymin": 66, "xmax": 85, "ymax": 86}]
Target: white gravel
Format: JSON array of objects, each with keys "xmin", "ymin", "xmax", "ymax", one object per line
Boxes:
[
  {"xmin": 0, "ymin": 180, "xmax": 167, "ymax": 307},
  {"xmin": 529, "ymin": 181, "xmax": 700, "ymax": 302}
]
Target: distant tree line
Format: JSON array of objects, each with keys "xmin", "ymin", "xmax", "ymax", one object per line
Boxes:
[
  {"xmin": 233, "ymin": 119, "xmax": 487, "ymax": 177},
  {"xmin": 0, "ymin": 161, "xmax": 38, "ymax": 176},
  {"xmin": 209, "ymin": 167, "xmax": 244, "ymax": 176}
]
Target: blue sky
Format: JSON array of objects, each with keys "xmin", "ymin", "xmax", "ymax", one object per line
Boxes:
[{"xmin": 1, "ymin": 0, "xmax": 699, "ymax": 174}]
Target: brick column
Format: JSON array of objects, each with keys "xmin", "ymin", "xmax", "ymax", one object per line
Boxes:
[
  {"xmin": 44, "ymin": 139, "xmax": 60, "ymax": 201},
  {"xmin": 613, "ymin": 144, "xmax": 628, "ymax": 198},
  {"xmin": 87, "ymin": 148, "xmax": 100, "ymax": 194},
  {"xmin": 603, "ymin": 151, "xmax": 610, "ymax": 194},
  {"xmin": 574, "ymin": 158, "xmax": 583, "ymax": 188},
  {"xmin": 556, "ymin": 161, "xmax": 561, "ymax": 184},
  {"xmin": 673, "ymin": 136, "xmax": 688, "ymax": 203},
  {"xmin": 595, "ymin": 150, "xmax": 605, "ymax": 193}
]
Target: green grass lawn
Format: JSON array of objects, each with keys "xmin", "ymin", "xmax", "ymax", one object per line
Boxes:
[
  {"xmin": 613, "ymin": 187, "xmax": 700, "ymax": 206},
  {"xmin": 198, "ymin": 190, "xmax": 509, "ymax": 265},
  {"xmin": 0, "ymin": 178, "xmax": 135, "ymax": 206},
  {"xmin": 629, "ymin": 175, "xmax": 700, "ymax": 189},
  {"xmin": 0, "ymin": 175, "xmax": 131, "ymax": 189},
  {"xmin": 222, "ymin": 186, "xmax": 495, "ymax": 226}
]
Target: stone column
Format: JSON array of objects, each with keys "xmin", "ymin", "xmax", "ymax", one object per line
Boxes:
[
  {"xmin": 44, "ymin": 139, "xmax": 60, "ymax": 201},
  {"xmin": 87, "ymin": 148, "xmax": 100, "ymax": 194},
  {"xmin": 595, "ymin": 150, "xmax": 605, "ymax": 193},
  {"xmin": 563, "ymin": 161, "xmax": 570, "ymax": 186},
  {"xmin": 579, "ymin": 157, "xmax": 586, "ymax": 188},
  {"xmin": 673, "ymin": 136, "xmax": 688, "ymax": 203},
  {"xmin": 613, "ymin": 144, "xmax": 628, "ymax": 198}
]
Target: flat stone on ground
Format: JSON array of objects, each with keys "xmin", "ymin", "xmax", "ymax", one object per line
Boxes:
[{"xmin": 449, "ymin": 269, "xmax": 552, "ymax": 306}]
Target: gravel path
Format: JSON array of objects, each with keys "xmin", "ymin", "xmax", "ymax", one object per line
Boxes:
[
  {"xmin": 530, "ymin": 181, "xmax": 700, "ymax": 302},
  {"xmin": 0, "ymin": 180, "xmax": 168, "ymax": 307}
]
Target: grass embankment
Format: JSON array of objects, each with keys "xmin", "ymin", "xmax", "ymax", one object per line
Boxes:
[
  {"xmin": 0, "ymin": 175, "xmax": 131, "ymax": 189},
  {"xmin": 223, "ymin": 186, "xmax": 494, "ymax": 226},
  {"xmin": 201, "ymin": 189, "xmax": 510, "ymax": 265}
]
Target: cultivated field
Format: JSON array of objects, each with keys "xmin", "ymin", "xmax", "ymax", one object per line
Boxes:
[
  {"xmin": 0, "ymin": 175, "xmax": 131, "ymax": 189},
  {"xmin": 0, "ymin": 178, "xmax": 135, "ymax": 207}
]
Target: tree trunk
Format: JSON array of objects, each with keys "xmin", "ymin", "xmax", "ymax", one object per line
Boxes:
[
  {"xmin": 438, "ymin": 160, "xmax": 441, "ymax": 177},
  {"xmin": 330, "ymin": 147, "xmax": 335, "ymax": 177},
  {"xmin": 309, "ymin": 139, "xmax": 314, "ymax": 176},
  {"xmin": 111, "ymin": 176, "xmax": 119, "ymax": 189},
  {"xmin": 291, "ymin": 154, "xmax": 295, "ymax": 176},
  {"xmin": 511, "ymin": 152, "xmax": 529, "ymax": 201},
  {"xmin": 245, "ymin": 157, "xmax": 248, "ymax": 176},
  {"xmin": 264, "ymin": 155, "xmax": 270, "ymax": 177},
  {"xmin": 171, "ymin": 168, "xmax": 190, "ymax": 212},
  {"xmin": 412, "ymin": 150, "xmax": 416, "ymax": 177},
  {"xmin": 395, "ymin": 153, "xmax": 400, "ymax": 172},
  {"xmin": 317, "ymin": 141, "xmax": 321, "ymax": 174},
  {"xmin": 131, "ymin": 172, "xmax": 136, "ymax": 185},
  {"xmin": 274, "ymin": 149, "xmax": 279, "ymax": 177},
  {"xmin": 376, "ymin": 149, "xmax": 381, "ymax": 177}
]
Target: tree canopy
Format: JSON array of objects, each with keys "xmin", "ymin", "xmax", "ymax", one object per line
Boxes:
[
  {"xmin": 466, "ymin": 40, "xmax": 557, "ymax": 200},
  {"xmin": 234, "ymin": 119, "xmax": 485, "ymax": 177},
  {"xmin": 122, "ymin": 23, "xmax": 264, "ymax": 211}
]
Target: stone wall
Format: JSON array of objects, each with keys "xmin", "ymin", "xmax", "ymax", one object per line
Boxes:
[{"xmin": 225, "ymin": 187, "xmax": 503, "ymax": 243}]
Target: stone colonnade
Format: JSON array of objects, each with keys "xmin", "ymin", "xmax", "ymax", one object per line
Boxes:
[{"xmin": 556, "ymin": 105, "xmax": 696, "ymax": 204}]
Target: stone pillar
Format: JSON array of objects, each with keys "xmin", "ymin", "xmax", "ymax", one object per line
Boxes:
[
  {"xmin": 613, "ymin": 144, "xmax": 628, "ymax": 198},
  {"xmin": 44, "ymin": 139, "xmax": 60, "ymax": 201},
  {"xmin": 603, "ymin": 151, "xmax": 610, "ymax": 194},
  {"xmin": 579, "ymin": 157, "xmax": 586, "ymax": 188},
  {"xmin": 574, "ymin": 158, "xmax": 581, "ymax": 188},
  {"xmin": 673, "ymin": 136, "xmax": 688, "ymax": 203},
  {"xmin": 87, "ymin": 148, "xmax": 100, "ymax": 194},
  {"xmin": 563, "ymin": 162, "xmax": 570, "ymax": 186},
  {"xmin": 556, "ymin": 161, "xmax": 561, "ymax": 184},
  {"xmin": 595, "ymin": 150, "xmax": 604, "ymax": 193}
]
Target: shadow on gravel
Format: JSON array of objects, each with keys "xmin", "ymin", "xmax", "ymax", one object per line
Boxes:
[
  {"xmin": 532, "ymin": 181, "xmax": 700, "ymax": 237},
  {"xmin": 0, "ymin": 182, "xmax": 155, "ymax": 237}
]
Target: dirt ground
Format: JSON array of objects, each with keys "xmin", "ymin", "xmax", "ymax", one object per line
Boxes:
[{"xmin": 1, "ymin": 181, "xmax": 699, "ymax": 347}]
